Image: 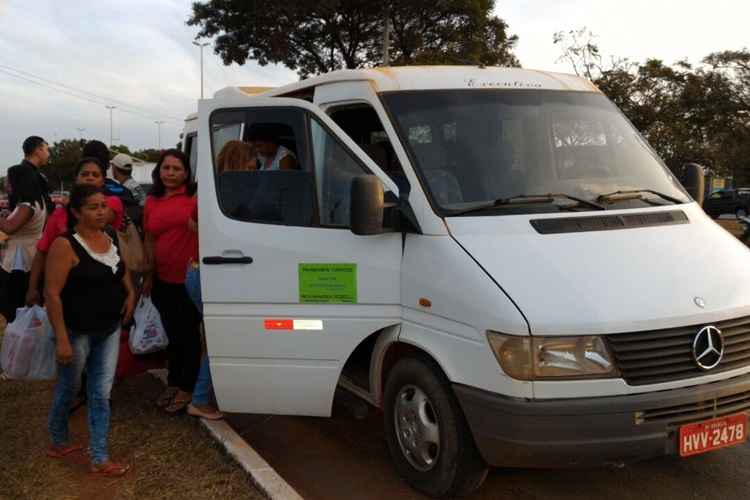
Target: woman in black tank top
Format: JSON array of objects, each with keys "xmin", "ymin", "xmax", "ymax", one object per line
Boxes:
[{"xmin": 44, "ymin": 185, "xmax": 136, "ymax": 477}]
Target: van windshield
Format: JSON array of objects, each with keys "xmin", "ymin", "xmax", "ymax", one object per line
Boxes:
[{"xmin": 381, "ymin": 90, "xmax": 689, "ymax": 216}]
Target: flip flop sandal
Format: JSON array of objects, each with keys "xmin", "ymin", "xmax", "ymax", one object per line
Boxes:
[
  {"xmin": 91, "ymin": 462, "xmax": 130, "ymax": 477},
  {"xmin": 156, "ymin": 387, "xmax": 179, "ymax": 408},
  {"xmin": 47, "ymin": 444, "xmax": 83, "ymax": 458},
  {"xmin": 187, "ymin": 403, "xmax": 224, "ymax": 421},
  {"xmin": 164, "ymin": 397, "xmax": 191, "ymax": 414}
]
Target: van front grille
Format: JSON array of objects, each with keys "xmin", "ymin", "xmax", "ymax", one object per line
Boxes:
[
  {"xmin": 637, "ymin": 389, "xmax": 750, "ymax": 426},
  {"xmin": 607, "ymin": 316, "xmax": 750, "ymax": 386}
]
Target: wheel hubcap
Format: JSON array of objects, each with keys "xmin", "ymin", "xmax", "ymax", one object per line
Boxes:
[{"xmin": 394, "ymin": 385, "xmax": 440, "ymax": 472}]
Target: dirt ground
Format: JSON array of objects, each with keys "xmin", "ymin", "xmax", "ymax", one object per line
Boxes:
[{"xmin": 0, "ymin": 371, "xmax": 262, "ymax": 500}]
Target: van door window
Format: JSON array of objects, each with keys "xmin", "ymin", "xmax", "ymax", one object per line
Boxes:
[
  {"xmin": 210, "ymin": 108, "xmax": 315, "ymax": 226},
  {"xmin": 310, "ymin": 119, "xmax": 369, "ymax": 227},
  {"xmin": 328, "ymin": 105, "xmax": 408, "ymax": 192}
]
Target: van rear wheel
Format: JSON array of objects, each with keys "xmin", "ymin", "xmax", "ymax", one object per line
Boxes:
[{"xmin": 384, "ymin": 357, "xmax": 488, "ymax": 498}]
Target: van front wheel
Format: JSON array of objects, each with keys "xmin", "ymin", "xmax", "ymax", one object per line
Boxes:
[{"xmin": 384, "ymin": 357, "xmax": 488, "ymax": 498}]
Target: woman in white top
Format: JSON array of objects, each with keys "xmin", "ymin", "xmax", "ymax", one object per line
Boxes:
[{"xmin": 0, "ymin": 166, "xmax": 47, "ymax": 322}]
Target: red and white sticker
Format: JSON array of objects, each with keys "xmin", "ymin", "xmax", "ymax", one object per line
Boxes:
[{"xmin": 264, "ymin": 319, "xmax": 323, "ymax": 331}]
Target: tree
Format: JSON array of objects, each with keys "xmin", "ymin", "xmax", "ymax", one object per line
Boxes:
[
  {"xmin": 554, "ymin": 29, "xmax": 750, "ymax": 184},
  {"xmin": 43, "ymin": 139, "xmax": 85, "ymax": 190},
  {"xmin": 110, "ymin": 144, "xmax": 133, "ymax": 156},
  {"xmin": 188, "ymin": 0, "xmax": 519, "ymax": 78}
]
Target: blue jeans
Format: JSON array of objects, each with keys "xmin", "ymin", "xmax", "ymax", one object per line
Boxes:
[
  {"xmin": 192, "ymin": 354, "xmax": 213, "ymax": 406},
  {"xmin": 186, "ymin": 263, "xmax": 214, "ymax": 405},
  {"xmin": 48, "ymin": 327, "xmax": 120, "ymax": 465}
]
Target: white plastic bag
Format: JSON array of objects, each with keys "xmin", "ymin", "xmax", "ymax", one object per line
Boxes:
[
  {"xmin": 27, "ymin": 317, "xmax": 57, "ymax": 380},
  {"xmin": 129, "ymin": 297, "xmax": 168, "ymax": 355},
  {"xmin": 1, "ymin": 306, "xmax": 55, "ymax": 380}
]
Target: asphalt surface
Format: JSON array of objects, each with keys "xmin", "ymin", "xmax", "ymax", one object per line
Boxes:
[{"xmin": 228, "ymin": 392, "xmax": 750, "ymax": 500}]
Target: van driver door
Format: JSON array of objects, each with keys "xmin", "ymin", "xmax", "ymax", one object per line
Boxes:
[{"xmin": 197, "ymin": 97, "xmax": 402, "ymax": 416}]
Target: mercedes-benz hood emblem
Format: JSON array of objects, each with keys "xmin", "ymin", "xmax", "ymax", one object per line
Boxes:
[{"xmin": 692, "ymin": 326, "xmax": 724, "ymax": 370}]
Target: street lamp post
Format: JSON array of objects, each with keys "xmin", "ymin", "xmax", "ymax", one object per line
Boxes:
[
  {"xmin": 105, "ymin": 105, "xmax": 117, "ymax": 147},
  {"xmin": 155, "ymin": 120, "xmax": 165, "ymax": 150},
  {"xmin": 193, "ymin": 41, "xmax": 210, "ymax": 99}
]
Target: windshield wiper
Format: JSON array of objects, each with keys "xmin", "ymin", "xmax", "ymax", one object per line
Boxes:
[
  {"xmin": 447, "ymin": 193, "xmax": 605, "ymax": 216},
  {"xmin": 596, "ymin": 189, "xmax": 685, "ymax": 205}
]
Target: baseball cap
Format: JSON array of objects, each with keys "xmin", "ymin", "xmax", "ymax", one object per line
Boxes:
[{"xmin": 110, "ymin": 153, "xmax": 134, "ymax": 172}]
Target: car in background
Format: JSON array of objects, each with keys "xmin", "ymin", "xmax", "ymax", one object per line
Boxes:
[{"xmin": 703, "ymin": 188, "xmax": 750, "ymax": 218}]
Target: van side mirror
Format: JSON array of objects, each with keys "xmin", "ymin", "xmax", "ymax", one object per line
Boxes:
[
  {"xmin": 351, "ymin": 175, "xmax": 385, "ymax": 235},
  {"xmin": 682, "ymin": 163, "xmax": 705, "ymax": 205}
]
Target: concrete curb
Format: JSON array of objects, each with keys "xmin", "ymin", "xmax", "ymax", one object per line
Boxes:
[
  {"xmin": 149, "ymin": 371, "xmax": 303, "ymax": 500},
  {"xmin": 201, "ymin": 418, "xmax": 304, "ymax": 500}
]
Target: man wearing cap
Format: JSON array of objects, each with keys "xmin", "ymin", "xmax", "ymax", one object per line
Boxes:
[{"xmin": 110, "ymin": 153, "xmax": 146, "ymax": 206}]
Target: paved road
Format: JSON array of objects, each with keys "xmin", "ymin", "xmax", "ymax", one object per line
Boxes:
[{"xmin": 228, "ymin": 393, "xmax": 750, "ymax": 500}]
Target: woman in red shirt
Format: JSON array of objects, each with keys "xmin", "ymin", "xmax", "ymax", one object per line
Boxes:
[
  {"xmin": 26, "ymin": 157, "xmax": 124, "ymax": 306},
  {"xmin": 143, "ymin": 149, "xmax": 201, "ymax": 413}
]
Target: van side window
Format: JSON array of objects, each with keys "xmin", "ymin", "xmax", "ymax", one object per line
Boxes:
[
  {"xmin": 210, "ymin": 108, "xmax": 316, "ymax": 227},
  {"xmin": 310, "ymin": 119, "xmax": 369, "ymax": 227},
  {"xmin": 328, "ymin": 105, "xmax": 409, "ymax": 193}
]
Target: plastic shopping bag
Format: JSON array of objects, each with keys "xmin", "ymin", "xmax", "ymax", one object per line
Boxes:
[
  {"xmin": 27, "ymin": 317, "xmax": 57, "ymax": 380},
  {"xmin": 129, "ymin": 297, "xmax": 168, "ymax": 355},
  {"xmin": 0, "ymin": 306, "xmax": 54, "ymax": 380}
]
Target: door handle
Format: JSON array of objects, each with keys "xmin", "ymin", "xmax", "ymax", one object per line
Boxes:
[{"xmin": 202, "ymin": 256, "xmax": 254, "ymax": 265}]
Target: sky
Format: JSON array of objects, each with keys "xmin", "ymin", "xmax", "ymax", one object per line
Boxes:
[{"xmin": 0, "ymin": 0, "xmax": 748, "ymax": 175}]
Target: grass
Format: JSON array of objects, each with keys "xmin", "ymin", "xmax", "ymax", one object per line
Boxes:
[{"xmin": 0, "ymin": 330, "xmax": 263, "ymax": 500}]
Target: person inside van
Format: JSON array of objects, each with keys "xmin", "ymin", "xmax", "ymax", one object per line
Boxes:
[
  {"xmin": 250, "ymin": 125, "xmax": 298, "ymax": 171},
  {"xmin": 0, "ymin": 166, "xmax": 47, "ymax": 322},
  {"xmin": 143, "ymin": 149, "xmax": 201, "ymax": 414},
  {"xmin": 45, "ymin": 184, "xmax": 135, "ymax": 477},
  {"xmin": 26, "ymin": 158, "xmax": 124, "ymax": 306},
  {"xmin": 217, "ymin": 140, "xmax": 257, "ymax": 173}
]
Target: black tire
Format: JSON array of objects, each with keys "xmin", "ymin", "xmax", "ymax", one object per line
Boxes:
[{"xmin": 383, "ymin": 356, "xmax": 488, "ymax": 498}]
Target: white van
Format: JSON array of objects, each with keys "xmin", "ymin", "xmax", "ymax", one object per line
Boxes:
[{"xmin": 184, "ymin": 67, "xmax": 750, "ymax": 497}]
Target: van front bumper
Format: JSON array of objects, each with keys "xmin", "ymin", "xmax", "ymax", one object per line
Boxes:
[{"xmin": 454, "ymin": 373, "xmax": 750, "ymax": 468}]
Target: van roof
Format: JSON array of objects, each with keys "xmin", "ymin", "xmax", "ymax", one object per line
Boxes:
[{"xmin": 215, "ymin": 66, "xmax": 600, "ymax": 99}]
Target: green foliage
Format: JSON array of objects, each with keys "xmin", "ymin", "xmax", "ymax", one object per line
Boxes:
[
  {"xmin": 110, "ymin": 144, "xmax": 133, "ymax": 156},
  {"xmin": 188, "ymin": 0, "xmax": 519, "ymax": 78},
  {"xmin": 42, "ymin": 138, "xmax": 85, "ymax": 190},
  {"xmin": 555, "ymin": 30, "xmax": 750, "ymax": 185}
]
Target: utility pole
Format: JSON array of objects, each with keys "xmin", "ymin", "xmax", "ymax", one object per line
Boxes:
[
  {"xmin": 76, "ymin": 127, "xmax": 86, "ymax": 139},
  {"xmin": 155, "ymin": 120, "xmax": 165, "ymax": 150},
  {"xmin": 105, "ymin": 105, "xmax": 117, "ymax": 147},
  {"xmin": 193, "ymin": 41, "xmax": 210, "ymax": 99},
  {"xmin": 383, "ymin": 4, "xmax": 391, "ymax": 66}
]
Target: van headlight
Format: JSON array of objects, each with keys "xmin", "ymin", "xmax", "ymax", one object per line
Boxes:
[{"xmin": 487, "ymin": 332, "xmax": 619, "ymax": 380}]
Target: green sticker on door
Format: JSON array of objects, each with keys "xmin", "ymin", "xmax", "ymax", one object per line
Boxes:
[{"xmin": 299, "ymin": 263, "xmax": 357, "ymax": 304}]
